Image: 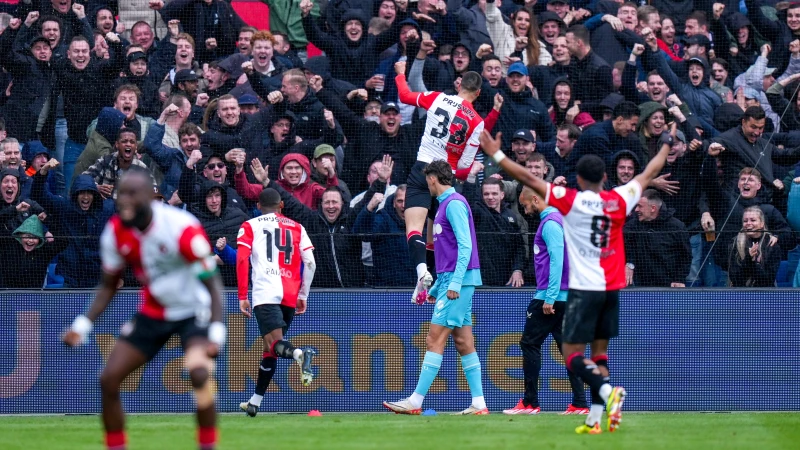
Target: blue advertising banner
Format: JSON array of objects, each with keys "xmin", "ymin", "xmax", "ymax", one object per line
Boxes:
[{"xmin": 1, "ymin": 290, "xmax": 798, "ymax": 413}]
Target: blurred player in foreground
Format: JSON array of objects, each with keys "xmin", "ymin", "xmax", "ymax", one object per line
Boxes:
[
  {"xmin": 383, "ymin": 160, "xmax": 486, "ymax": 415},
  {"xmin": 236, "ymin": 188, "xmax": 317, "ymax": 417},
  {"xmin": 479, "ymin": 128, "xmax": 673, "ymax": 433},
  {"xmin": 63, "ymin": 168, "xmax": 226, "ymax": 450},
  {"xmin": 394, "ymin": 60, "xmax": 485, "ymax": 304}
]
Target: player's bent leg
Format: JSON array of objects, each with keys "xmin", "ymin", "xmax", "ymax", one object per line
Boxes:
[
  {"xmin": 552, "ymin": 308, "xmax": 588, "ymax": 413},
  {"xmin": 185, "ymin": 341, "xmax": 217, "ymax": 450},
  {"xmin": 99, "ymin": 340, "xmax": 149, "ymax": 450}
]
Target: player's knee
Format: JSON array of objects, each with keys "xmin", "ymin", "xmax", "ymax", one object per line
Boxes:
[
  {"xmin": 189, "ymin": 367, "xmax": 209, "ymax": 389},
  {"xmin": 99, "ymin": 369, "xmax": 121, "ymax": 394},
  {"xmin": 452, "ymin": 335, "xmax": 473, "ymax": 354}
]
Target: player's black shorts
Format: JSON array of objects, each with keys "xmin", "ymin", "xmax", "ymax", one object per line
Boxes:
[
  {"xmin": 406, "ymin": 160, "xmax": 439, "ymax": 219},
  {"xmin": 120, "ymin": 313, "xmax": 208, "ymax": 361},
  {"xmin": 254, "ymin": 304, "xmax": 295, "ymax": 337},
  {"xmin": 562, "ymin": 290, "xmax": 620, "ymax": 343}
]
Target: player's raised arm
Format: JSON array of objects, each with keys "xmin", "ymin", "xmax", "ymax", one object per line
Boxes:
[
  {"xmin": 297, "ymin": 226, "xmax": 316, "ymax": 315},
  {"xmin": 479, "ymin": 130, "xmax": 549, "ymax": 198},
  {"xmin": 634, "ymin": 125, "xmax": 675, "ymax": 190},
  {"xmin": 395, "ymin": 60, "xmax": 439, "ymax": 110}
]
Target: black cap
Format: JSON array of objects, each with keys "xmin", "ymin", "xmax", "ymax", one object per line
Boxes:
[
  {"xmin": 381, "ymin": 101, "xmax": 400, "ymax": 114},
  {"xmin": 127, "ymin": 51, "xmax": 147, "ymax": 63},
  {"xmin": 28, "ymin": 35, "xmax": 50, "ymax": 49},
  {"xmin": 548, "ymin": 0, "xmax": 568, "ymax": 4},
  {"xmin": 174, "ymin": 69, "xmax": 199, "ymax": 84},
  {"xmin": 682, "ymin": 34, "xmax": 711, "ymax": 49},
  {"xmin": 512, "ymin": 129, "xmax": 534, "ymax": 143},
  {"xmin": 538, "ymin": 11, "xmax": 565, "ymax": 27},
  {"xmin": 237, "ymin": 94, "xmax": 259, "ymax": 106}
]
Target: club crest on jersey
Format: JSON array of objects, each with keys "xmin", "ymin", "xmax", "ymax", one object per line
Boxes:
[
  {"xmin": 552, "ymin": 186, "xmax": 566, "ymax": 199},
  {"xmin": 237, "ymin": 228, "xmax": 245, "ymax": 238}
]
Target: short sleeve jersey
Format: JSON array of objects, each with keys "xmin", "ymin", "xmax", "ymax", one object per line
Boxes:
[
  {"xmin": 411, "ymin": 91, "xmax": 484, "ymax": 171},
  {"xmin": 99, "ymin": 202, "xmax": 215, "ymax": 321},
  {"xmin": 237, "ymin": 213, "xmax": 313, "ymax": 307},
  {"xmin": 545, "ymin": 180, "xmax": 642, "ymax": 291}
]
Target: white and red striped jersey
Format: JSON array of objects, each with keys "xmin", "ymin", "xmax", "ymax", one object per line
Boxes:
[
  {"xmin": 100, "ymin": 202, "xmax": 216, "ymax": 321},
  {"xmin": 545, "ymin": 180, "xmax": 642, "ymax": 291},
  {"xmin": 236, "ymin": 213, "xmax": 314, "ymax": 308},
  {"xmin": 397, "ymin": 75, "xmax": 483, "ymax": 171}
]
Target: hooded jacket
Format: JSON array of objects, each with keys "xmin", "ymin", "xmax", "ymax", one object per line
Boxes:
[
  {"xmin": 72, "ymin": 108, "xmax": 127, "ymax": 181},
  {"xmin": 269, "ymin": 178, "xmax": 379, "ymax": 288},
  {"xmin": 111, "ymin": 68, "xmax": 162, "ymax": 120},
  {"xmin": 0, "ymin": 169, "xmax": 44, "ymax": 237},
  {"xmin": 351, "ymin": 192, "xmax": 416, "ymax": 287},
  {"xmin": 569, "ymin": 120, "xmax": 646, "ymax": 187},
  {"xmin": 606, "ymin": 150, "xmax": 641, "ymax": 189},
  {"xmin": 549, "ymin": 78, "xmax": 596, "ymax": 129},
  {"xmin": 643, "ymin": 49, "xmax": 722, "ymax": 133},
  {"xmin": 0, "ymin": 215, "xmax": 68, "ymax": 288},
  {"xmin": 178, "ymin": 162, "xmax": 249, "ymax": 215},
  {"xmin": 276, "ymin": 153, "xmax": 338, "ymax": 211},
  {"xmin": 624, "ymin": 206, "xmax": 691, "ymax": 287},
  {"xmin": 30, "ymin": 173, "xmax": 115, "ymax": 288},
  {"xmin": 302, "ymin": 8, "xmax": 403, "ymax": 86},
  {"xmin": 192, "ymin": 182, "xmax": 250, "ymax": 248},
  {"xmin": 724, "ymin": 12, "xmax": 767, "ymax": 78},
  {"xmin": 745, "ymin": 0, "xmax": 797, "ymax": 77},
  {"xmin": 637, "ymin": 101, "xmax": 669, "ymax": 163}
]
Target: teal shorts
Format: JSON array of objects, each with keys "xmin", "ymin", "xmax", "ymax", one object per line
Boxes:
[{"xmin": 430, "ymin": 285, "xmax": 475, "ymax": 329}]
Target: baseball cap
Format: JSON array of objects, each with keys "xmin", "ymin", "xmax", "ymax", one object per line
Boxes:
[
  {"xmin": 764, "ymin": 67, "xmax": 777, "ymax": 77},
  {"xmin": 174, "ymin": 69, "xmax": 199, "ymax": 84},
  {"xmin": 127, "ymin": 51, "xmax": 147, "ymax": 63},
  {"xmin": 508, "ymin": 62, "xmax": 528, "ymax": 77},
  {"xmin": 675, "ymin": 130, "xmax": 687, "ymax": 144},
  {"xmin": 538, "ymin": 11, "xmax": 565, "ymax": 27},
  {"xmin": 28, "ymin": 35, "xmax": 50, "ymax": 48},
  {"xmin": 237, "ymin": 94, "xmax": 259, "ymax": 106},
  {"xmin": 512, "ymin": 129, "xmax": 534, "ymax": 143},
  {"xmin": 742, "ymin": 87, "xmax": 760, "ymax": 99},
  {"xmin": 381, "ymin": 101, "xmax": 400, "ymax": 114},
  {"xmin": 548, "ymin": 0, "xmax": 568, "ymax": 4},
  {"xmin": 686, "ymin": 56, "xmax": 708, "ymax": 69},
  {"xmin": 313, "ymin": 144, "xmax": 336, "ymax": 159},
  {"xmin": 682, "ymin": 34, "xmax": 711, "ymax": 49}
]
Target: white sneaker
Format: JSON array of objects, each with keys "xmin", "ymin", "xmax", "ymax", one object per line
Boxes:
[
  {"xmin": 382, "ymin": 398, "xmax": 422, "ymax": 415},
  {"xmin": 455, "ymin": 404, "xmax": 490, "ymax": 415},
  {"xmin": 411, "ymin": 271, "xmax": 433, "ymax": 304}
]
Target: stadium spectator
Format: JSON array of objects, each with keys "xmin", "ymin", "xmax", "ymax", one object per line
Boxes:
[
  {"xmin": 624, "ymin": 189, "xmax": 691, "ymax": 287},
  {"xmin": 485, "ymin": 3, "xmax": 552, "ymax": 71},
  {"xmin": 141, "ymin": 97, "xmax": 196, "ymax": 199},
  {"xmin": 22, "ymin": 140, "xmax": 63, "ymax": 198},
  {"xmin": 236, "ymin": 25, "xmax": 256, "ymax": 56},
  {"xmin": 17, "ymin": 2, "xmax": 93, "ymax": 55},
  {"xmin": 68, "ymin": 107, "xmax": 125, "ymax": 187},
  {"xmin": 203, "ymin": 58, "xmax": 237, "ymax": 100},
  {"xmin": 462, "ymin": 176, "xmax": 525, "ymax": 287},
  {"xmin": 309, "ymin": 144, "xmax": 351, "ymax": 204},
  {"xmin": 157, "ymin": 0, "xmax": 246, "ymax": 63},
  {"xmin": 528, "ymin": 35, "xmax": 571, "ymax": 108},
  {"xmin": 253, "ymin": 68, "xmax": 330, "ymax": 142},
  {"xmin": 191, "ymin": 182, "xmax": 248, "ymax": 284},
  {"xmin": 119, "ymin": 1, "xmax": 169, "ymax": 44},
  {"xmin": 589, "ymin": 2, "xmax": 642, "ymax": 67},
  {"xmin": 241, "ymin": 30, "xmax": 290, "ymax": 94},
  {"xmin": 727, "ymin": 206, "xmax": 781, "ymax": 287},
  {"xmin": 0, "ymin": 168, "xmax": 44, "ymax": 237},
  {"xmin": 0, "ymin": 215, "xmax": 67, "ymax": 288},
  {"xmin": 179, "ymin": 151, "xmax": 248, "ymax": 214},
  {"xmin": 565, "ymin": 25, "xmax": 614, "ymax": 118},
  {"xmin": 538, "ymin": 123, "xmax": 580, "ymax": 179},
  {"xmin": 82, "ymin": 129, "xmax": 153, "ymax": 199},
  {"xmin": 488, "ymin": 62, "xmax": 555, "ymax": 149},
  {"xmin": 112, "ymin": 49, "xmax": 161, "ymax": 120},
  {"xmin": 549, "ymin": 78, "xmax": 595, "ymax": 128},
  {"xmin": 272, "ymin": 153, "xmax": 338, "ymax": 211},
  {"xmin": 156, "ymin": 31, "xmax": 207, "ymax": 104}
]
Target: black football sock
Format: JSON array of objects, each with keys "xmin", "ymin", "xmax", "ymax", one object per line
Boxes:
[
  {"xmin": 271, "ymin": 340, "xmax": 298, "ymax": 359},
  {"xmin": 255, "ymin": 355, "xmax": 277, "ymax": 396}
]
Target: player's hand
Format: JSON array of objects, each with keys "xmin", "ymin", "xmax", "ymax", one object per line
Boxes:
[
  {"xmin": 425, "ymin": 294, "xmax": 436, "ymax": 304},
  {"xmin": 394, "ymin": 60, "xmax": 407, "ymax": 75},
  {"xmin": 239, "ymin": 299, "xmax": 252, "ymax": 318},
  {"xmin": 479, "ymin": 131, "xmax": 502, "ymax": 156},
  {"xmin": 446, "ymin": 290, "xmax": 459, "ymax": 300},
  {"xmin": 553, "ymin": 176, "xmax": 567, "ymax": 187},
  {"xmin": 650, "ymin": 173, "xmax": 680, "ymax": 195},
  {"xmin": 469, "ymin": 161, "xmax": 484, "ymax": 177},
  {"xmin": 206, "ymin": 343, "xmax": 220, "ymax": 358},
  {"xmin": 507, "ymin": 270, "xmax": 524, "ymax": 287},
  {"xmin": 296, "ymin": 299, "xmax": 307, "ymax": 314},
  {"xmin": 542, "ymin": 302, "xmax": 555, "ymax": 315},
  {"xmin": 493, "ymin": 93, "xmax": 503, "ymax": 112},
  {"xmin": 62, "ymin": 329, "xmax": 83, "ymax": 347}
]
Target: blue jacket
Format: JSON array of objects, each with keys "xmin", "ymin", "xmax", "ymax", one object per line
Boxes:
[
  {"xmin": 142, "ymin": 122, "xmax": 187, "ymax": 199},
  {"xmin": 31, "ymin": 174, "xmax": 115, "ymax": 288},
  {"xmin": 352, "ymin": 193, "xmax": 415, "ymax": 287}
]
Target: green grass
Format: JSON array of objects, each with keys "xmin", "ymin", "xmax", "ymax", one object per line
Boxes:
[{"xmin": 0, "ymin": 413, "xmax": 798, "ymax": 450}]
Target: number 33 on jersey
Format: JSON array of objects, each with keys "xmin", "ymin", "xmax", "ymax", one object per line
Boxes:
[
  {"xmin": 413, "ymin": 91, "xmax": 484, "ymax": 171},
  {"xmin": 236, "ymin": 214, "xmax": 314, "ymax": 308}
]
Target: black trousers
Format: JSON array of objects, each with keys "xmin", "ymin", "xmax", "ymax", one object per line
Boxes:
[{"xmin": 520, "ymin": 299, "xmax": 588, "ymax": 408}]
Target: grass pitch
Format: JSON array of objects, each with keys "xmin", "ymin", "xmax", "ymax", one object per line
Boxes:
[{"xmin": 0, "ymin": 412, "xmax": 797, "ymax": 450}]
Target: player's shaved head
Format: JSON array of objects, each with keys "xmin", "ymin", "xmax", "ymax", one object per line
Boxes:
[
  {"xmin": 258, "ymin": 187, "xmax": 283, "ymax": 213},
  {"xmin": 116, "ymin": 167, "xmax": 155, "ymax": 229},
  {"xmin": 576, "ymin": 154, "xmax": 606, "ymax": 184}
]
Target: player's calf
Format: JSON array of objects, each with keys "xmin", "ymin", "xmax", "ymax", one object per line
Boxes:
[{"xmin": 185, "ymin": 346, "xmax": 217, "ymax": 449}]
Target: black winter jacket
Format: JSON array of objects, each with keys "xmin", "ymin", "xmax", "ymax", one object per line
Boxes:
[{"xmin": 624, "ymin": 207, "xmax": 692, "ymax": 287}]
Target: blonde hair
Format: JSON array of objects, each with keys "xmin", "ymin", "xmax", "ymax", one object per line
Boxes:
[{"xmin": 734, "ymin": 206, "xmax": 770, "ymax": 261}]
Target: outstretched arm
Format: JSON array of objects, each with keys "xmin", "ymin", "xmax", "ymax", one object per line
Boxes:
[{"xmin": 479, "ymin": 131, "xmax": 548, "ymax": 198}]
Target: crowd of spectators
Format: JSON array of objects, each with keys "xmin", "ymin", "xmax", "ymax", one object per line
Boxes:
[{"xmin": 2, "ymin": 0, "xmax": 800, "ymax": 289}]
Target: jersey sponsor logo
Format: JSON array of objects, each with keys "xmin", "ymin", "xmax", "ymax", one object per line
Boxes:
[{"xmin": 553, "ymin": 186, "xmax": 566, "ymax": 199}]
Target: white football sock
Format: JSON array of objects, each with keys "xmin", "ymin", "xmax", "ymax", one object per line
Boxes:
[
  {"xmin": 587, "ymin": 404, "xmax": 604, "ymax": 426},
  {"xmin": 416, "ymin": 263, "xmax": 428, "ymax": 280},
  {"xmin": 472, "ymin": 396, "xmax": 486, "ymax": 410},
  {"xmin": 409, "ymin": 393, "xmax": 424, "ymax": 409},
  {"xmin": 599, "ymin": 384, "xmax": 612, "ymax": 402},
  {"xmin": 249, "ymin": 394, "xmax": 263, "ymax": 407}
]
